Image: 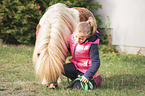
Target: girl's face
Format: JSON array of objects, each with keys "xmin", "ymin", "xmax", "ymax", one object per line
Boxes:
[{"xmin": 74, "ymin": 32, "xmax": 89, "ymax": 44}]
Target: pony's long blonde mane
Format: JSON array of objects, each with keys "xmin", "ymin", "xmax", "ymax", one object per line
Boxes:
[{"xmin": 33, "ymin": 3, "xmax": 79, "ymax": 82}]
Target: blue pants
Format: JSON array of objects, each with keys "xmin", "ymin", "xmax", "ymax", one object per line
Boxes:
[{"xmin": 63, "ymin": 63, "xmax": 96, "ymax": 89}]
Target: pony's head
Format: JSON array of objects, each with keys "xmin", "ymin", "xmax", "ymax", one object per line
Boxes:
[{"xmin": 33, "ymin": 3, "xmax": 80, "ymax": 83}]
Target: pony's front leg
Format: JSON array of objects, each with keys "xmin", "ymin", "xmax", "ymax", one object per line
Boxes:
[{"xmin": 41, "ymin": 77, "xmax": 47, "ymax": 85}]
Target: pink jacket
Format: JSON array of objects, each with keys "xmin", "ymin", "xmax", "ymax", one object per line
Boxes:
[{"xmin": 69, "ymin": 33, "xmax": 100, "ymax": 77}]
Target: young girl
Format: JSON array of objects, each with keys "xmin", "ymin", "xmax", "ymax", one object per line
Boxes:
[{"xmin": 63, "ymin": 17, "xmax": 102, "ymax": 89}]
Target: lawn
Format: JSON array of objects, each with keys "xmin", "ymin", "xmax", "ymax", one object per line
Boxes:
[{"xmin": 0, "ymin": 44, "xmax": 145, "ymax": 96}]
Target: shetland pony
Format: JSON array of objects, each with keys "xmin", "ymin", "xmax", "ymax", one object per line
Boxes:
[{"xmin": 33, "ymin": 3, "xmax": 96, "ymax": 87}]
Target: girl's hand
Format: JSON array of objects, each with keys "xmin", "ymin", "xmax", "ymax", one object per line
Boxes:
[{"xmin": 80, "ymin": 76, "xmax": 89, "ymax": 83}]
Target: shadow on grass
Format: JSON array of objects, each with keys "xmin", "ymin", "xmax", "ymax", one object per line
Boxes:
[{"xmin": 101, "ymin": 74, "xmax": 145, "ymax": 90}]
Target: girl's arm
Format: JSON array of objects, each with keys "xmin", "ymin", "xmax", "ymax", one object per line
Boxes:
[{"xmin": 84, "ymin": 44, "xmax": 100, "ymax": 80}]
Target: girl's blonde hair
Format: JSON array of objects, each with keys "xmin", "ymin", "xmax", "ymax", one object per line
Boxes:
[{"xmin": 75, "ymin": 16, "xmax": 97, "ymax": 36}]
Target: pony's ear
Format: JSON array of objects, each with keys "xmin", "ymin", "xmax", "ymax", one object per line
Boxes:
[{"xmin": 36, "ymin": 24, "xmax": 41, "ymax": 38}]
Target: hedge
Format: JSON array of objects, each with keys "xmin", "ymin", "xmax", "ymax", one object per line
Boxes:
[{"xmin": 0, "ymin": 0, "xmax": 102, "ymax": 44}]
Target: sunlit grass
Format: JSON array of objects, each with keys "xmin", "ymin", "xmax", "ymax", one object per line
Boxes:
[{"xmin": 0, "ymin": 44, "xmax": 145, "ymax": 96}]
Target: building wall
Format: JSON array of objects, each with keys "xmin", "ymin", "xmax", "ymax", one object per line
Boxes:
[{"xmin": 94, "ymin": 0, "xmax": 145, "ymax": 55}]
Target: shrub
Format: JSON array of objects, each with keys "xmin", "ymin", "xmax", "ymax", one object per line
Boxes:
[{"xmin": 0, "ymin": 0, "xmax": 41, "ymax": 44}]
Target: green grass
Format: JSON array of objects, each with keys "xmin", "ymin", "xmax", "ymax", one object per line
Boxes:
[{"xmin": 0, "ymin": 45, "xmax": 145, "ymax": 96}]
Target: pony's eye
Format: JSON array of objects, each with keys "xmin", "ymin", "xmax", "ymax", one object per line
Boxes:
[{"xmin": 37, "ymin": 53, "xmax": 40, "ymax": 57}]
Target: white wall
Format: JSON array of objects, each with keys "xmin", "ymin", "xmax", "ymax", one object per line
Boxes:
[{"xmin": 94, "ymin": 0, "xmax": 145, "ymax": 55}]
